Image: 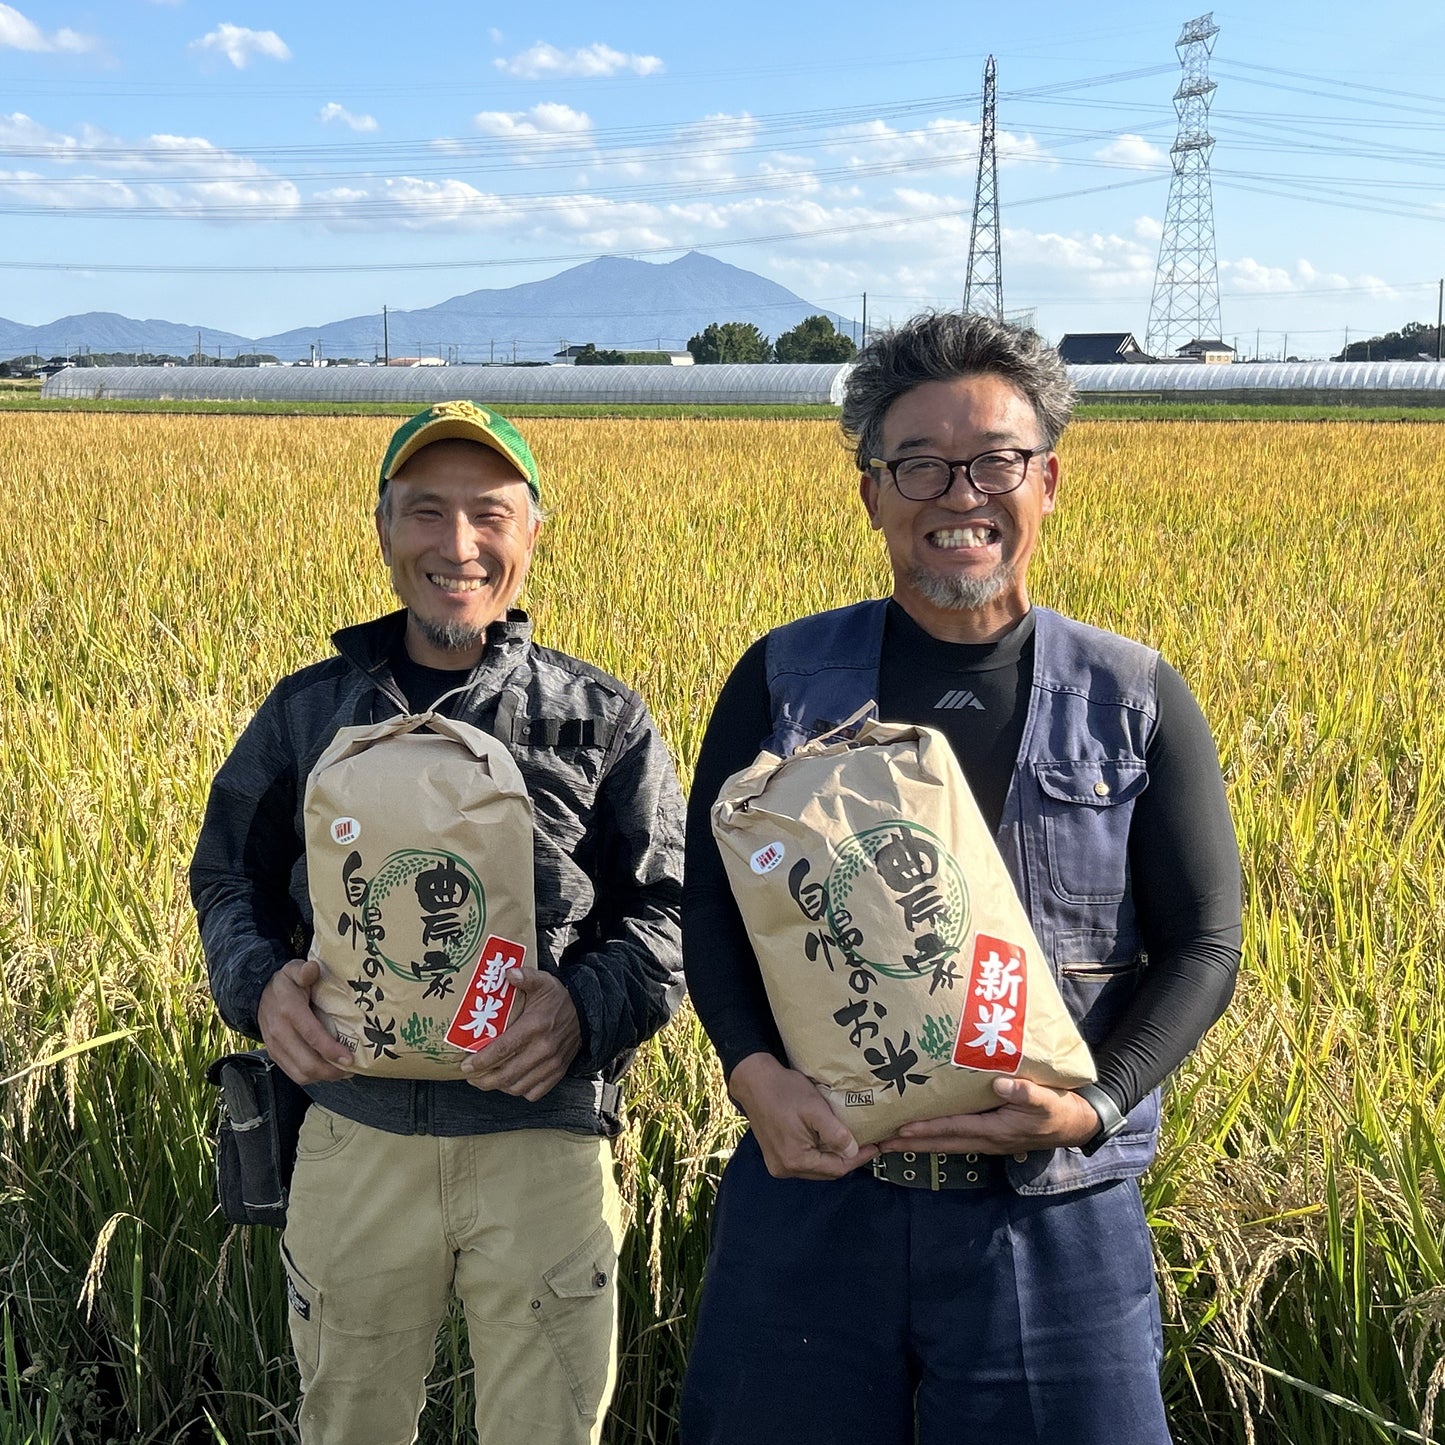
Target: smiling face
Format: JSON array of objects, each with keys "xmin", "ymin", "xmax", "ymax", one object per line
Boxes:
[
  {"xmin": 860, "ymin": 372, "xmax": 1059, "ymax": 644},
  {"xmin": 375, "ymin": 437, "xmax": 541, "ymax": 669}
]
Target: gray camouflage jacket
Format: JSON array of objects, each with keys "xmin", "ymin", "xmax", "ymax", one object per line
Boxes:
[{"xmin": 191, "ymin": 608, "xmax": 685, "ymax": 1137}]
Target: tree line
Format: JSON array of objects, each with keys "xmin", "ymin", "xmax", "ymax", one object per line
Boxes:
[
  {"xmin": 687, "ymin": 314, "xmax": 856, "ymax": 364},
  {"xmin": 567, "ymin": 316, "xmax": 857, "ymax": 366},
  {"xmin": 5, "ymin": 313, "xmax": 861, "ymax": 376},
  {"xmin": 1336, "ymin": 320, "xmax": 1444, "ymax": 362},
  {"xmin": 0, "ymin": 351, "xmax": 283, "ymax": 375}
]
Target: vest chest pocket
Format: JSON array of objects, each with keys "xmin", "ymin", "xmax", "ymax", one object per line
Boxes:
[{"xmin": 1035, "ymin": 759, "xmax": 1148, "ymax": 904}]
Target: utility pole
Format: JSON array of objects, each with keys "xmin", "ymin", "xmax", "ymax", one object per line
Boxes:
[
  {"xmin": 1436, "ymin": 279, "xmax": 1442, "ymax": 361},
  {"xmin": 383, "ymin": 305, "xmax": 389, "ymax": 366},
  {"xmin": 861, "ymin": 292, "xmax": 868, "ymax": 347},
  {"xmin": 1343, "ymin": 325, "xmax": 1349, "ymax": 360},
  {"xmin": 1145, "ymin": 14, "xmax": 1224, "ymax": 357},
  {"xmin": 1282, "ymin": 332, "xmax": 1288, "ymax": 361},
  {"xmin": 963, "ymin": 55, "xmax": 1004, "ymax": 320}
]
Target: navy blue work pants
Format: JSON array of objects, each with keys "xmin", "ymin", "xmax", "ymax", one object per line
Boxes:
[{"xmin": 680, "ymin": 1131, "xmax": 1171, "ymax": 1445}]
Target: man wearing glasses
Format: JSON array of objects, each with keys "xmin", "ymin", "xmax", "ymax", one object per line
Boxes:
[{"xmin": 680, "ymin": 312, "xmax": 1241, "ymax": 1444}]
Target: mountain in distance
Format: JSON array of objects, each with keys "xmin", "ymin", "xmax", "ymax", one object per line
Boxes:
[
  {"xmin": 255, "ymin": 252, "xmax": 856, "ymax": 361},
  {"xmin": 0, "ymin": 310, "xmax": 251, "ymax": 359},
  {"xmin": 0, "ymin": 253, "xmax": 859, "ymax": 363}
]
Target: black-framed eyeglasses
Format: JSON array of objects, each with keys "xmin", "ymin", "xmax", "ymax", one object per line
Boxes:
[{"xmin": 869, "ymin": 445, "xmax": 1051, "ymax": 500}]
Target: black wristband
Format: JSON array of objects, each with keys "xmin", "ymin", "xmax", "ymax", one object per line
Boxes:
[{"xmin": 1076, "ymin": 1083, "xmax": 1128, "ymax": 1157}]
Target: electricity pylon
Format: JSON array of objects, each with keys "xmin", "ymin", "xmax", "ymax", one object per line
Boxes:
[
  {"xmin": 964, "ymin": 55, "xmax": 1003, "ymax": 321},
  {"xmin": 1145, "ymin": 14, "xmax": 1224, "ymax": 358}
]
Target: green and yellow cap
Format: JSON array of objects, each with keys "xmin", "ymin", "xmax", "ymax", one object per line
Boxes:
[{"xmin": 378, "ymin": 400, "xmax": 541, "ymax": 501}]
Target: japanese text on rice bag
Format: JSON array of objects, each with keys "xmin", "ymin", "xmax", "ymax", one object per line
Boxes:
[
  {"xmin": 303, "ymin": 710, "xmax": 538, "ymax": 1079},
  {"xmin": 712, "ymin": 719, "xmax": 1095, "ymax": 1145}
]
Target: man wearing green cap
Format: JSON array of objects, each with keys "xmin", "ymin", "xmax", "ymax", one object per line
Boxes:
[{"xmin": 192, "ymin": 401, "xmax": 685, "ymax": 1445}]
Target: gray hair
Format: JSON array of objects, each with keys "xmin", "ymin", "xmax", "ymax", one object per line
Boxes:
[{"xmin": 840, "ymin": 311, "xmax": 1075, "ymax": 471}]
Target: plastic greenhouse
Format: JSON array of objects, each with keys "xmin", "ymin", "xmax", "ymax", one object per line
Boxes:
[
  {"xmin": 41, "ymin": 359, "xmax": 1445, "ymax": 408},
  {"xmin": 41, "ymin": 362, "xmax": 853, "ymax": 406}
]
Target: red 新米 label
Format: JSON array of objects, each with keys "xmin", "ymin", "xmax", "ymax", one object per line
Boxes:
[
  {"xmin": 951, "ymin": 932, "xmax": 1027, "ymax": 1073},
  {"xmin": 445, "ymin": 935, "xmax": 525, "ymax": 1051}
]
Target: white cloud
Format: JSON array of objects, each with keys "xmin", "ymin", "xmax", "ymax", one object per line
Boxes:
[
  {"xmin": 1093, "ymin": 135, "xmax": 1169, "ymax": 170},
  {"xmin": 0, "ymin": 111, "xmax": 81, "ymax": 155},
  {"xmin": 1132, "ymin": 214, "xmax": 1163, "ymax": 243},
  {"xmin": 314, "ymin": 176, "xmax": 503, "ymax": 230},
  {"xmin": 147, "ymin": 132, "xmax": 283, "ymax": 177},
  {"xmin": 658, "ymin": 112, "xmax": 761, "ymax": 182},
  {"xmin": 606, "ymin": 112, "xmax": 767, "ymax": 186},
  {"xmin": 175, "ymin": 176, "xmax": 300, "ymax": 217},
  {"xmin": 0, "ymin": 115, "xmax": 300, "ymax": 220},
  {"xmin": 319, "ymin": 102, "xmax": 378, "ymax": 133},
  {"xmin": 770, "ymin": 217, "xmax": 1169, "ymax": 327},
  {"xmin": 0, "ymin": 167, "xmax": 136, "ymax": 209},
  {"xmin": 0, "ymin": 99, "xmax": 1219, "ymax": 305},
  {"xmin": 842, "ymin": 118, "xmax": 977, "ymax": 172},
  {"xmin": 0, "ymin": 4, "xmax": 97, "ymax": 52},
  {"xmin": 0, "ymin": 113, "xmax": 228, "ymax": 172},
  {"xmin": 767, "ymin": 254, "xmax": 871, "ymax": 301},
  {"xmin": 837, "ymin": 117, "xmax": 1047, "ymax": 177},
  {"xmin": 1011, "ymin": 227, "xmax": 1158, "ymax": 290},
  {"xmin": 0, "ymin": 164, "xmax": 300, "ymax": 220},
  {"xmin": 1222, "ymin": 257, "xmax": 1396, "ymax": 297},
  {"xmin": 758, "ymin": 155, "xmax": 821, "ymax": 195},
  {"xmin": 494, "ymin": 41, "xmax": 663, "ymax": 79},
  {"xmin": 473, "ymin": 102, "xmax": 592, "ymax": 140},
  {"xmin": 190, "ymin": 23, "xmax": 291, "ymax": 69},
  {"xmin": 488, "ymin": 26, "xmax": 503, "ymax": 44}
]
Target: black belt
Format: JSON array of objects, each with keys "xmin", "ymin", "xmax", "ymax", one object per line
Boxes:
[{"xmin": 871, "ymin": 1150, "xmax": 1007, "ymax": 1191}]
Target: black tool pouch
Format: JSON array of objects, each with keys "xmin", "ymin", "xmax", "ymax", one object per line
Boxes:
[{"xmin": 205, "ymin": 1050, "xmax": 310, "ymax": 1228}]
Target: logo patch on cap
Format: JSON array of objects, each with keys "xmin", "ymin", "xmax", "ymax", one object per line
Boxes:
[{"xmin": 430, "ymin": 400, "xmax": 491, "ymax": 425}]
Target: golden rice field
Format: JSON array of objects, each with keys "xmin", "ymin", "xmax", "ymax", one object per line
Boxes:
[{"xmin": 0, "ymin": 411, "xmax": 1442, "ymax": 1444}]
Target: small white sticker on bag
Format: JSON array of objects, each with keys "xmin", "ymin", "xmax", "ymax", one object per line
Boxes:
[
  {"xmin": 750, "ymin": 841, "xmax": 785, "ymax": 875},
  {"xmin": 330, "ymin": 817, "xmax": 362, "ymax": 845}
]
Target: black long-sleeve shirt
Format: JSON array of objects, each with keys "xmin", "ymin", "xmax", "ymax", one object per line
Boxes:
[{"xmin": 683, "ymin": 603, "xmax": 1242, "ymax": 1119}]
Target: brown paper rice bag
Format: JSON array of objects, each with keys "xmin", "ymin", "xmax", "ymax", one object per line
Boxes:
[
  {"xmin": 304, "ymin": 709, "xmax": 538, "ymax": 1080},
  {"xmin": 712, "ymin": 719, "xmax": 1095, "ymax": 1146}
]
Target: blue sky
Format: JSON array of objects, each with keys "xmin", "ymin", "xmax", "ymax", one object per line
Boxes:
[{"xmin": 2, "ymin": 0, "xmax": 1443, "ymax": 357}]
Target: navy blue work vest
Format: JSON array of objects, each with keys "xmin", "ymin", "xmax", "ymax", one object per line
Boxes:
[{"xmin": 762, "ymin": 600, "xmax": 1162, "ymax": 1196}]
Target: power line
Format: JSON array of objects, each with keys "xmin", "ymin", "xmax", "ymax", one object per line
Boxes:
[
  {"xmin": 0, "ymin": 176, "xmax": 1161, "ymax": 275},
  {"xmin": 1212, "ymin": 59, "xmax": 1445, "ymax": 117}
]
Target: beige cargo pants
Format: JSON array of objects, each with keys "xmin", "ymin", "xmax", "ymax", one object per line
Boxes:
[{"xmin": 279, "ymin": 1108, "xmax": 623, "ymax": 1445}]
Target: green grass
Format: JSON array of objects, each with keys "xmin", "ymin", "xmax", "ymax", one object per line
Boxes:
[{"xmin": 1073, "ymin": 401, "xmax": 1445, "ymax": 422}]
